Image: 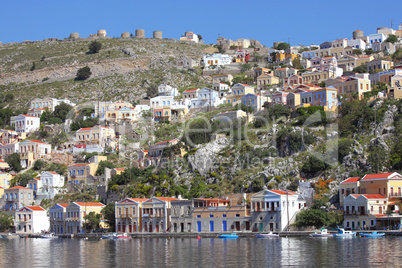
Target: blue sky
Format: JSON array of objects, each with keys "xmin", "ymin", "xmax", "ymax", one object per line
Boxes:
[{"xmin": 1, "ymin": 0, "xmax": 401, "ymax": 47}]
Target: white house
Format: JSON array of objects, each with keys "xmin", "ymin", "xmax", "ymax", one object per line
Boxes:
[
  {"xmin": 27, "ymin": 171, "xmax": 64, "ymax": 201},
  {"xmin": 250, "ymin": 189, "xmax": 306, "ymax": 232},
  {"xmin": 301, "ymin": 50, "xmax": 318, "ymax": 59},
  {"xmin": 30, "ymin": 97, "xmax": 75, "ymax": 112},
  {"xmin": 180, "ymin": 31, "xmax": 199, "ymax": 43},
  {"xmin": 14, "ymin": 114, "xmax": 40, "ymax": 133},
  {"xmin": 190, "ymin": 88, "xmax": 223, "ymax": 108},
  {"xmin": 369, "ymin": 33, "xmax": 387, "ymax": 46},
  {"xmin": 158, "ymin": 84, "xmax": 179, "ymax": 97},
  {"xmin": 15, "ymin": 206, "xmax": 49, "ymax": 234},
  {"xmin": 347, "ymin": 39, "xmax": 367, "ymax": 50},
  {"xmin": 150, "ymin": 96, "xmax": 174, "ymax": 109},
  {"xmin": 203, "ymin": 54, "xmax": 231, "ymax": 68}
]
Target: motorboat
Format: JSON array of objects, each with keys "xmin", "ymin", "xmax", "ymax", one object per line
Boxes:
[
  {"xmin": 102, "ymin": 233, "xmax": 118, "ymax": 239},
  {"xmin": 218, "ymin": 233, "xmax": 239, "ymax": 239},
  {"xmin": 256, "ymin": 231, "xmax": 279, "ymax": 238},
  {"xmin": 359, "ymin": 231, "xmax": 385, "ymax": 238},
  {"xmin": 117, "ymin": 233, "xmax": 131, "ymax": 239},
  {"xmin": 333, "ymin": 228, "xmax": 356, "ymax": 237},
  {"xmin": 40, "ymin": 233, "xmax": 58, "ymax": 239},
  {"xmin": 309, "ymin": 228, "xmax": 333, "ymax": 238},
  {"xmin": 1, "ymin": 233, "xmax": 20, "ymax": 239}
]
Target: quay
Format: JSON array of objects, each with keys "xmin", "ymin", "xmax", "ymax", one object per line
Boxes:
[{"xmin": 16, "ymin": 230, "xmax": 402, "ymax": 239}]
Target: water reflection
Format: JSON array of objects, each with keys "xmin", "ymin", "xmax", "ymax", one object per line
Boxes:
[{"xmin": 0, "ymin": 237, "xmax": 402, "ymax": 267}]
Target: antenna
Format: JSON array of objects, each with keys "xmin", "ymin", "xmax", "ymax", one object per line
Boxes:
[{"xmin": 391, "ymin": 20, "xmax": 394, "ymax": 29}]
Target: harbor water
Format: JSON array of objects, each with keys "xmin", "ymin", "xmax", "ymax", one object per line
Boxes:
[{"xmin": 1, "ymin": 236, "xmax": 401, "ymax": 267}]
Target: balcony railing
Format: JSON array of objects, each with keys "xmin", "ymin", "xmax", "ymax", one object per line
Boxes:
[
  {"xmin": 119, "ymin": 213, "xmax": 134, "ymax": 219},
  {"xmin": 389, "ymin": 193, "xmax": 402, "ymax": 198}
]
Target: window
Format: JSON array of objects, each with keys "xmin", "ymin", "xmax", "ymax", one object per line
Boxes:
[
  {"xmin": 29, "ymin": 193, "xmax": 31, "ymax": 200},
  {"xmin": 235, "ymin": 214, "xmax": 240, "ymax": 217},
  {"xmin": 197, "ymin": 215, "xmax": 201, "ymax": 218}
]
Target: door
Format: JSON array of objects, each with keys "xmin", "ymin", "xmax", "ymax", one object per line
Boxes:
[
  {"xmin": 149, "ymin": 223, "xmax": 152, "ymax": 233},
  {"xmin": 155, "ymin": 223, "xmax": 159, "ymax": 232},
  {"xmin": 129, "ymin": 225, "xmax": 132, "ymax": 233},
  {"xmin": 180, "ymin": 223, "xmax": 184, "ymax": 232},
  {"xmin": 210, "ymin": 221, "xmax": 214, "ymax": 232},
  {"xmin": 197, "ymin": 221, "xmax": 201, "ymax": 232},
  {"xmin": 269, "ymin": 223, "xmax": 274, "ymax": 231},
  {"xmin": 122, "ymin": 224, "xmax": 125, "ymax": 233},
  {"xmin": 351, "ymin": 221, "xmax": 355, "ymax": 230},
  {"xmin": 379, "ymin": 207, "xmax": 382, "ymax": 214},
  {"xmin": 61, "ymin": 227, "xmax": 63, "ymax": 234},
  {"xmin": 223, "ymin": 220, "xmax": 227, "ymax": 232},
  {"xmin": 259, "ymin": 223, "xmax": 264, "ymax": 232}
]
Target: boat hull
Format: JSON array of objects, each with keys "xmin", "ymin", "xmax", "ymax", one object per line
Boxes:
[
  {"xmin": 359, "ymin": 233, "xmax": 385, "ymax": 238},
  {"xmin": 256, "ymin": 233, "xmax": 279, "ymax": 238},
  {"xmin": 218, "ymin": 234, "xmax": 239, "ymax": 239}
]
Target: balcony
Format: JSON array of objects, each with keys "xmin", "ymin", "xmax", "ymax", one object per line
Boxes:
[
  {"xmin": 389, "ymin": 193, "xmax": 402, "ymax": 198},
  {"xmin": 119, "ymin": 213, "xmax": 133, "ymax": 219}
]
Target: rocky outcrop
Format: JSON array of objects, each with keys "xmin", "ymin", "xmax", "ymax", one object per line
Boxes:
[{"xmin": 187, "ymin": 138, "xmax": 229, "ymax": 176}]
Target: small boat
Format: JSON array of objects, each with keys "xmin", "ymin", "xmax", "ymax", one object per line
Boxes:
[
  {"xmin": 359, "ymin": 231, "xmax": 385, "ymax": 238},
  {"xmin": 1, "ymin": 233, "xmax": 20, "ymax": 239},
  {"xmin": 40, "ymin": 233, "xmax": 58, "ymax": 239},
  {"xmin": 117, "ymin": 233, "xmax": 131, "ymax": 239},
  {"xmin": 218, "ymin": 233, "xmax": 239, "ymax": 239},
  {"xmin": 256, "ymin": 231, "xmax": 279, "ymax": 238},
  {"xmin": 102, "ymin": 233, "xmax": 118, "ymax": 240},
  {"xmin": 309, "ymin": 228, "xmax": 333, "ymax": 238},
  {"xmin": 333, "ymin": 228, "xmax": 356, "ymax": 237}
]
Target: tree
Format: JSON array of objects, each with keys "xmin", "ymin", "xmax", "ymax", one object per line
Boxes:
[
  {"xmin": 88, "ymin": 41, "xmax": 102, "ymax": 54},
  {"xmin": 385, "ymin": 34, "xmax": 398, "ymax": 44},
  {"xmin": 30, "ymin": 62, "xmax": 36, "ymax": 71},
  {"xmin": 5, "ymin": 153, "xmax": 22, "ymax": 172},
  {"xmin": 53, "ymin": 102, "xmax": 74, "ymax": 122},
  {"xmin": 392, "ymin": 49, "xmax": 402, "ymax": 62},
  {"xmin": 274, "ymin": 42, "xmax": 290, "ymax": 50},
  {"xmin": 83, "ymin": 212, "xmax": 101, "ymax": 231},
  {"xmin": 353, "ymin": 64, "xmax": 367, "ymax": 73},
  {"xmin": 197, "ymin": 34, "xmax": 203, "ymax": 41},
  {"xmin": 33, "ymin": 160, "xmax": 45, "ymax": 171},
  {"xmin": 101, "ymin": 202, "xmax": 115, "ymax": 231},
  {"xmin": 95, "ymin": 161, "xmax": 115, "ymax": 176},
  {"xmin": 294, "ymin": 209, "xmax": 330, "ymax": 228},
  {"xmin": 352, "ymin": 49, "xmax": 363, "ymax": 56},
  {"xmin": 240, "ymin": 63, "xmax": 252, "ymax": 73},
  {"xmin": 368, "ymin": 142, "xmax": 388, "ymax": 173},
  {"xmin": 0, "ymin": 212, "xmax": 14, "ymax": 231},
  {"xmin": 76, "ymin": 66, "xmax": 91, "ymax": 80}
]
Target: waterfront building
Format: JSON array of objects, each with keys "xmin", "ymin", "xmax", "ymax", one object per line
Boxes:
[
  {"xmin": 339, "ymin": 177, "xmax": 360, "ymax": 207},
  {"xmin": 15, "ymin": 206, "xmax": 49, "ymax": 234},
  {"xmin": 115, "ymin": 198, "xmax": 147, "ymax": 232},
  {"xmin": 141, "ymin": 197, "xmax": 177, "ymax": 233},
  {"xmin": 192, "ymin": 198, "xmax": 251, "ymax": 232},
  {"xmin": 65, "ymin": 202, "xmax": 105, "ymax": 234},
  {"xmin": 49, "ymin": 203, "xmax": 69, "ymax": 234},
  {"xmin": 250, "ymin": 189, "xmax": 306, "ymax": 232}
]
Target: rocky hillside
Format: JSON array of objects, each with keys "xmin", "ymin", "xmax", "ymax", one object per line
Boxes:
[{"xmin": 0, "ymin": 38, "xmax": 211, "ymax": 108}]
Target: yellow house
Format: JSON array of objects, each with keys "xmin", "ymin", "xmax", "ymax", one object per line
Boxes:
[
  {"xmin": 19, "ymin": 140, "xmax": 52, "ymax": 168},
  {"xmin": 67, "ymin": 156, "xmax": 108, "ymax": 184},
  {"xmin": 141, "ymin": 197, "xmax": 177, "ymax": 233},
  {"xmin": 225, "ymin": 83, "xmax": 255, "ymax": 105},
  {"xmin": 389, "ymin": 74, "xmax": 402, "ymax": 99},
  {"xmin": 94, "ymin": 101, "xmax": 133, "ymax": 120},
  {"xmin": 359, "ymin": 172, "xmax": 402, "ymax": 197},
  {"xmin": 115, "ymin": 198, "xmax": 147, "ymax": 233},
  {"xmin": 339, "ymin": 177, "xmax": 360, "ymax": 207},
  {"xmin": 343, "ymin": 194, "xmax": 388, "ymax": 230},
  {"xmin": 256, "ymin": 74, "xmax": 280, "ymax": 88},
  {"xmin": 75, "ymin": 126, "xmax": 116, "ymax": 148},
  {"xmin": 65, "ymin": 202, "xmax": 106, "ymax": 234},
  {"xmin": 332, "ymin": 76, "xmax": 371, "ymax": 100},
  {"xmin": 106, "ymin": 107, "xmax": 137, "ymax": 124}
]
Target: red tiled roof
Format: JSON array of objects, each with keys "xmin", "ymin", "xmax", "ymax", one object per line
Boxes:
[
  {"xmin": 74, "ymin": 202, "xmax": 105, "ymax": 207},
  {"xmin": 115, "ymin": 168, "xmax": 125, "ymax": 171},
  {"xmin": 77, "ymin": 128, "xmax": 92, "ymax": 132},
  {"xmin": 362, "ymin": 194, "xmax": 386, "ymax": 199},
  {"xmin": 349, "ymin": 194, "xmax": 360, "ymax": 198},
  {"xmin": 58, "ymin": 203, "xmax": 70, "ymax": 208},
  {"xmin": 118, "ymin": 198, "xmax": 148, "ymax": 204},
  {"xmin": 183, "ymin": 89, "xmax": 199, "ymax": 93},
  {"xmin": 70, "ymin": 163, "xmax": 90, "ymax": 167},
  {"xmin": 374, "ymin": 214, "xmax": 387, "ymax": 218},
  {"xmin": 361, "ymin": 173, "xmax": 395, "ymax": 180},
  {"xmin": 341, "ymin": 177, "xmax": 360, "ymax": 184},
  {"xmin": 27, "ymin": 206, "xmax": 45, "ymax": 211},
  {"xmin": 29, "ymin": 140, "xmax": 46, "ymax": 144},
  {"xmin": 47, "ymin": 171, "xmax": 58, "ymax": 175},
  {"xmin": 156, "ymin": 197, "xmax": 178, "ymax": 202},
  {"xmin": 8, "ymin": 186, "xmax": 30, "ymax": 190},
  {"xmin": 21, "ymin": 114, "xmax": 37, "ymax": 118},
  {"xmin": 269, "ymin": 190, "xmax": 295, "ymax": 195}
]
